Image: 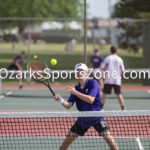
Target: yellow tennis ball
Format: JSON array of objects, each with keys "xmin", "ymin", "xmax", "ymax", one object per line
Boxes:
[
  {"xmin": 33, "ymin": 55, "xmax": 38, "ymax": 59},
  {"xmin": 51, "ymin": 59, "xmax": 57, "ymax": 65}
]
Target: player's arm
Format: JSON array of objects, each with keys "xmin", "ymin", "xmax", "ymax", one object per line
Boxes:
[
  {"xmin": 102, "ymin": 56, "xmax": 109, "ymax": 71},
  {"xmin": 120, "ymin": 59, "xmax": 125, "ymax": 75},
  {"xmin": 53, "ymin": 94, "xmax": 73, "ymax": 109},
  {"xmin": 66, "ymin": 86, "xmax": 95, "ymax": 104},
  {"xmin": 99, "ymin": 78, "xmax": 104, "ymax": 90},
  {"xmin": 73, "ymin": 90, "xmax": 95, "ymax": 104},
  {"xmin": 90, "ymin": 57, "xmax": 93, "ymax": 68},
  {"xmin": 100, "ymin": 62, "xmax": 104, "ymax": 69},
  {"xmin": 100, "ymin": 57, "xmax": 104, "ymax": 69}
]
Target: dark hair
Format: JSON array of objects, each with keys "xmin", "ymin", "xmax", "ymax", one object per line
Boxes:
[
  {"xmin": 21, "ymin": 51, "xmax": 25, "ymax": 55},
  {"xmin": 110, "ymin": 46, "xmax": 117, "ymax": 54},
  {"xmin": 94, "ymin": 49, "xmax": 99, "ymax": 53}
]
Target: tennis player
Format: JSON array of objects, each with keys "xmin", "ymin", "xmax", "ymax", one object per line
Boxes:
[
  {"xmin": 101, "ymin": 46, "xmax": 125, "ymax": 110},
  {"xmin": 53, "ymin": 63, "xmax": 118, "ymax": 150},
  {"xmin": 8, "ymin": 51, "xmax": 25, "ymax": 89},
  {"xmin": 90, "ymin": 49, "xmax": 104, "ymax": 90}
]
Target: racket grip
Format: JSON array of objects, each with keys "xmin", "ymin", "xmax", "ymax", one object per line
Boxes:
[
  {"xmin": 58, "ymin": 97, "xmax": 65, "ymax": 104},
  {"xmin": 52, "ymin": 92, "xmax": 55, "ymax": 96}
]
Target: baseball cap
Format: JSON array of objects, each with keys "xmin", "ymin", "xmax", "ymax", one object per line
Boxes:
[{"xmin": 75, "ymin": 63, "xmax": 88, "ymax": 71}]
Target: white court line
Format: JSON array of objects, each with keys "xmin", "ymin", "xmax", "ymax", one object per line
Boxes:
[
  {"xmin": 136, "ymin": 137, "xmax": 144, "ymax": 150},
  {"xmin": 0, "ymin": 95, "xmax": 4, "ymax": 100},
  {"xmin": 0, "ymin": 91, "xmax": 12, "ymax": 100},
  {"xmin": 147, "ymin": 90, "xmax": 150, "ymax": 93},
  {"xmin": 5, "ymin": 91, "xmax": 12, "ymax": 96}
]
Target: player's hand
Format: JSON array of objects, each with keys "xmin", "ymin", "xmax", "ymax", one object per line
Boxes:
[
  {"xmin": 66, "ymin": 85, "xmax": 76, "ymax": 95},
  {"xmin": 53, "ymin": 94, "xmax": 61, "ymax": 101}
]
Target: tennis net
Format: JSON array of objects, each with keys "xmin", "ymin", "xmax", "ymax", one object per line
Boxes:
[{"xmin": 0, "ymin": 111, "xmax": 150, "ymax": 150}]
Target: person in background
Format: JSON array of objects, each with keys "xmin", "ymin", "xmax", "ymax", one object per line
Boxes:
[
  {"xmin": 90, "ymin": 49, "xmax": 104, "ymax": 90},
  {"xmin": 99, "ymin": 39, "xmax": 106, "ymax": 50},
  {"xmin": 8, "ymin": 51, "xmax": 25, "ymax": 89},
  {"xmin": 101, "ymin": 46, "xmax": 125, "ymax": 110}
]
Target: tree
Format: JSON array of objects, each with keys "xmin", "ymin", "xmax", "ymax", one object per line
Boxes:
[
  {"xmin": 0, "ymin": 0, "xmax": 83, "ymax": 33},
  {"xmin": 113, "ymin": 0, "xmax": 150, "ymax": 52},
  {"xmin": 113, "ymin": 0, "xmax": 150, "ymax": 19},
  {"xmin": 117, "ymin": 21, "xmax": 143, "ymax": 53}
]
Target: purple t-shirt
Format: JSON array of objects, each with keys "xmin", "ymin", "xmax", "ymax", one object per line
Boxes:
[
  {"xmin": 90, "ymin": 55, "xmax": 104, "ymax": 68},
  {"xmin": 14, "ymin": 55, "xmax": 24, "ymax": 64},
  {"xmin": 67, "ymin": 79, "xmax": 103, "ymax": 128}
]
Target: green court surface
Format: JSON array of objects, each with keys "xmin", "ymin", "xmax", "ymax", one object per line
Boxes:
[
  {"xmin": 0, "ymin": 137, "xmax": 149, "ymax": 150},
  {"xmin": 0, "ymin": 88, "xmax": 149, "ymax": 150},
  {"xmin": 0, "ymin": 89, "xmax": 149, "ymax": 111}
]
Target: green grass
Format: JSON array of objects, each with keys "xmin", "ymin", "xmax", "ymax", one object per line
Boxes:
[
  {"xmin": 0, "ymin": 42, "xmax": 143, "ymax": 54},
  {"xmin": 0, "ymin": 43, "xmax": 142, "ymax": 69},
  {"xmin": 0, "ymin": 43, "xmax": 98, "ymax": 52},
  {"xmin": 0, "ymin": 53, "xmax": 142, "ymax": 70},
  {"xmin": 0, "ymin": 43, "xmax": 143, "ymax": 85}
]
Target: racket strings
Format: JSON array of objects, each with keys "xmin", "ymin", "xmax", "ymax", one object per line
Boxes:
[
  {"xmin": 28, "ymin": 60, "xmax": 47, "ymax": 80},
  {"xmin": 29, "ymin": 60, "xmax": 46, "ymax": 70}
]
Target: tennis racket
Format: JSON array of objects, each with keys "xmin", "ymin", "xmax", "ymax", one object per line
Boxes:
[{"xmin": 27, "ymin": 58, "xmax": 55, "ymax": 96}]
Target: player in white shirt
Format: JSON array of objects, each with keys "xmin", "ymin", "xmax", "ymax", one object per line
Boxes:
[{"xmin": 101, "ymin": 46, "xmax": 125, "ymax": 110}]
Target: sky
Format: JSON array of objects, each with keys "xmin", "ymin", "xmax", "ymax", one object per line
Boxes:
[{"xmin": 87, "ymin": 0, "xmax": 119, "ymax": 18}]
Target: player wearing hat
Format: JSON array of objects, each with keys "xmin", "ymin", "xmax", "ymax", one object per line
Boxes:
[{"xmin": 53, "ymin": 63, "xmax": 118, "ymax": 150}]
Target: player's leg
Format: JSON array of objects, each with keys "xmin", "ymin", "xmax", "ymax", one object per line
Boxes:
[
  {"xmin": 59, "ymin": 131, "xmax": 79, "ymax": 150},
  {"xmin": 101, "ymin": 84, "xmax": 112, "ymax": 109},
  {"xmin": 102, "ymin": 131, "xmax": 118, "ymax": 150},
  {"xmin": 17, "ymin": 71, "xmax": 23, "ymax": 89},
  {"xmin": 60, "ymin": 122, "xmax": 88, "ymax": 150},
  {"xmin": 93, "ymin": 69, "xmax": 103, "ymax": 90},
  {"xmin": 117, "ymin": 94, "xmax": 124, "ymax": 110},
  {"xmin": 19, "ymin": 78, "xmax": 23, "ymax": 89},
  {"xmin": 101, "ymin": 93, "xmax": 107, "ymax": 109},
  {"xmin": 99, "ymin": 78, "xmax": 104, "ymax": 90},
  {"xmin": 114, "ymin": 85, "xmax": 125, "ymax": 110},
  {"xmin": 93, "ymin": 120, "xmax": 118, "ymax": 150},
  {"xmin": 8, "ymin": 64, "xmax": 23, "ymax": 89}
]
